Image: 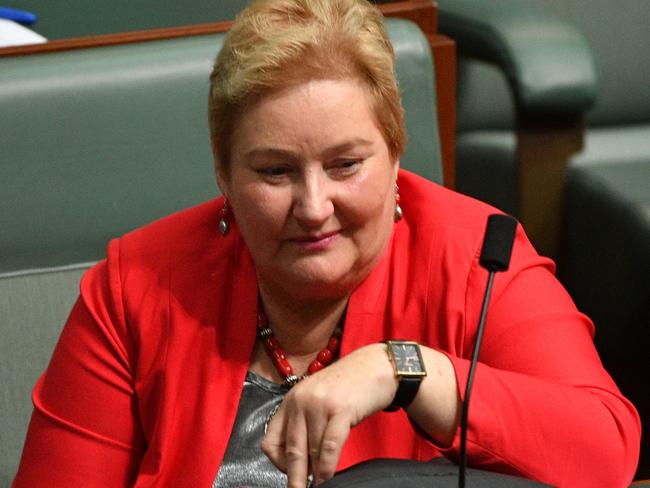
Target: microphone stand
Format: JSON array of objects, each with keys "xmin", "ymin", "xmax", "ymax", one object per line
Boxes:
[
  {"xmin": 458, "ymin": 213, "xmax": 517, "ymax": 488},
  {"xmin": 458, "ymin": 271, "xmax": 495, "ymax": 488}
]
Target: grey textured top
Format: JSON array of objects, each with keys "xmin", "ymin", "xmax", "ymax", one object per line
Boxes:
[{"xmin": 212, "ymin": 371, "xmax": 289, "ymax": 488}]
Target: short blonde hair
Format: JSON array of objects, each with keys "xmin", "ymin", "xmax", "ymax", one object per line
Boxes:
[{"xmin": 208, "ymin": 0, "xmax": 406, "ymax": 176}]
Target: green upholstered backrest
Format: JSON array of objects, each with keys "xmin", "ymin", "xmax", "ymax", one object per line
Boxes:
[
  {"xmin": 0, "ymin": 0, "xmax": 251, "ymax": 39},
  {"xmin": 0, "ymin": 18, "xmax": 441, "ymax": 274},
  {"xmin": 391, "ymin": 19, "xmax": 443, "ymax": 183},
  {"xmin": 1, "ymin": 35, "xmax": 223, "ymax": 273},
  {"xmin": 543, "ymin": 0, "xmax": 650, "ymax": 127},
  {"xmin": 0, "ymin": 18, "xmax": 441, "ymax": 482}
]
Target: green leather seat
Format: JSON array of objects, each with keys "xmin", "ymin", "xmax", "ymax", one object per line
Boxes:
[
  {"xmin": 0, "ymin": 18, "xmax": 442, "ymax": 484},
  {"xmin": 443, "ymin": 0, "xmax": 650, "ymax": 219},
  {"xmin": 438, "ymin": 0, "xmax": 650, "ymax": 478}
]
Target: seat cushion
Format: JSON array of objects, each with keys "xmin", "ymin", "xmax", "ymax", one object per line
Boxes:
[
  {"xmin": 0, "ymin": 264, "xmax": 89, "ymax": 485},
  {"xmin": 570, "ymin": 125, "xmax": 650, "ymax": 199}
]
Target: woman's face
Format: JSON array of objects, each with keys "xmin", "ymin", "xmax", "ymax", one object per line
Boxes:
[{"xmin": 219, "ymin": 78, "xmax": 399, "ymax": 301}]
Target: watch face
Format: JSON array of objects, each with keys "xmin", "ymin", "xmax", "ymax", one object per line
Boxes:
[{"xmin": 389, "ymin": 342, "xmax": 426, "ymax": 376}]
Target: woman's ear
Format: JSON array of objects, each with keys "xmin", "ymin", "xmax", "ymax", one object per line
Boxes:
[
  {"xmin": 210, "ymin": 133, "xmax": 228, "ymax": 196},
  {"xmin": 393, "ymin": 158, "xmax": 400, "ymax": 180},
  {"xmin": 216, "ymin": 170, "xmax": 229, "ymax": 200}
]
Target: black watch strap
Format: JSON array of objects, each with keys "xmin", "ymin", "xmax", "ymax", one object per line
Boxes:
[
  {"xmin": 385, "ymin": 376, "xmax": 422, "ymax": 412},
  {"xmin": 384, "ymin": 340, "xmax": 427, "ymax": 412}
]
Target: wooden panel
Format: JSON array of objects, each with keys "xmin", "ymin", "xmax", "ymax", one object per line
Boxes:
[
  {"xmin": 380, "ymin": 0, "xmax": 437, "ymax": 33},
  {"xmin": 429, "ymin": 34, "xmax": 456, "ymax": 189},
  {"xmin": 0, "ymin": 21, "xmax": 234, "ymax": 57},
  {"xmin": 517, "ymin": 114, "xmax": 584, "ymax": 259}
]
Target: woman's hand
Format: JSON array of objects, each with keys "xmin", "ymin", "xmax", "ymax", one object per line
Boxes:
[
  {"xmin": 262, "ymin": 342, "xmax": 461, "ymax": 487},
  {"xmin": 261, "ymin": 343, "xmax": 396, "ymax": 487}
]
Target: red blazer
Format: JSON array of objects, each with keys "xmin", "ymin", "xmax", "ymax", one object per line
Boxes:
[{"xmin": 14, "ymin": 170, "xmax": 640, "ymax": 487}]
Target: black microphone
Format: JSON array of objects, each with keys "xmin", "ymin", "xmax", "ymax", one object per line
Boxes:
[
  {"xmin": 458, "ymin": 214, "xmax": 517, "ymax": 488},
  {"xmin": 479, "ymin": 214, "xmax": 517, "ymax": 272}
]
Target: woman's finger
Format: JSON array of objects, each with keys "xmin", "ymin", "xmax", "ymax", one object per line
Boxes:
[
  {"xmin": 264, "ymin": 344, "xmax": 397, "ymax": 484},
  {"xmin": 305, "ymin": 395, "xmax": 329, "ymax": 481},
  {"xmin": 284, "ymin": 406, "xmax": 311, "ymax": 488},
  {"xmin": 314, "ymin": 413, "xmax": 350, "ymax": 483},
  {"xmin": 261, "ymin": 404, "xmax": 288, "ymax": 473}
]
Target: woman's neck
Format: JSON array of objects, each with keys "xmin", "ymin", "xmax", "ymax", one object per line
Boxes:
[{"xmin": 257, "ymin": 282, "xmax": 348, "ymax": 357}]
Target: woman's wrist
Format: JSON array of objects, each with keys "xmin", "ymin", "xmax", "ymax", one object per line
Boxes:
[
  {"xmin": 349, "ymin": 343, "xmax": 399, "ymax": 412},
  {"xmin": 377, "ymin": 342, "xmax": 401, "ymax": 408},
  {"xmin": 404, "ymin": 346, "xmax": 460, "ymax": 447}
]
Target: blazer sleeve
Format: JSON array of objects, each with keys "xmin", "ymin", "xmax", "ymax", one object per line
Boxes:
[
  {"xmin": 438, "ymin": 224, "xmax": 641, "ymax": 487},
  {"xmin": 13, "ymin": 240, "xmax": 145, "ymax": 487}
]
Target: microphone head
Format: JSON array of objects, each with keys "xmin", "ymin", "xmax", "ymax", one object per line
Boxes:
[{"xmin": 479, "ymin": 214, "xmax": 517, "ymax": 272}]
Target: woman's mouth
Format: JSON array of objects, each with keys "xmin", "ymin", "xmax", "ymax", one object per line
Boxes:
[{"xmin": 291, "ymin": 231, "xmax": 339, "ymax": 250}]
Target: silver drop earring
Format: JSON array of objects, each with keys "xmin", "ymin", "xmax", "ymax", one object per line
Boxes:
[
  {"xmin": 394, "ymin": 183, "xmax": 403, "ymax": 222},
  {"xmin": 219, "ymin": 198, "xmax": 230, "ymax": 236}
]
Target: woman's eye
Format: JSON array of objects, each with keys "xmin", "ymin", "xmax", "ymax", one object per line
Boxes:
[
  {"xmin": 331, "ymin": 159, "xmax": 361, "ymax": 174},
  {"xmin": 259, "ymin": 166, "xmax": 290, "ymax": 178}
]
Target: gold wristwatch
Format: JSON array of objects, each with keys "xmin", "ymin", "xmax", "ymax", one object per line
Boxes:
[{"xmin": 384, "ymin": 340, "xmax": 427, "ymax": 411}]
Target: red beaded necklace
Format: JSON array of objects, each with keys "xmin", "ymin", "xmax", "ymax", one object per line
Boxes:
[{"xmin": 257, "ymin": 306, "xmax": 343, "ymax": 387}]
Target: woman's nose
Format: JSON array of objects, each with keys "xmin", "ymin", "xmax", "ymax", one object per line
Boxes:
[{"xmin": 292, "ymin": 172, "xmax": 334, "ymax": 227}]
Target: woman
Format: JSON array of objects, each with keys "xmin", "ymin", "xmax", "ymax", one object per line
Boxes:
[{"xmin": 14, "ymin": 0, "xmax": 640, "ymax": 487}]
